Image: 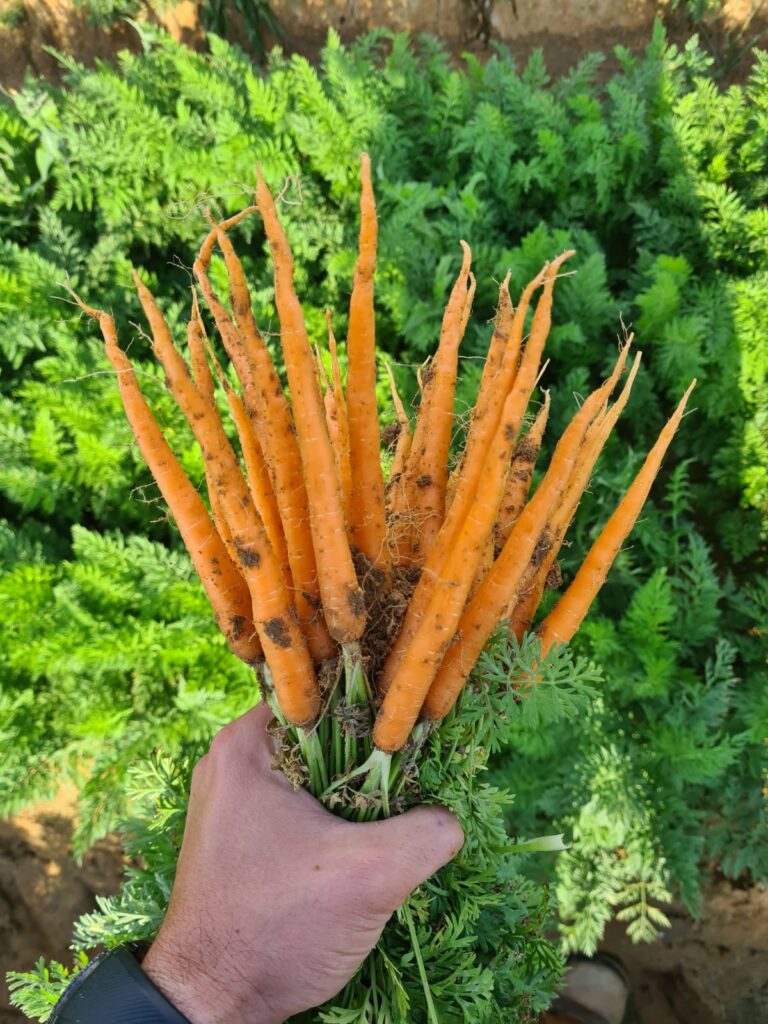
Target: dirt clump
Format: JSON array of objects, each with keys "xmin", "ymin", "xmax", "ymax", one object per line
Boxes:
[
  {"xmin": 0, "ymin": 788, "xmax": 124, "ymax": 1024},
  {"xmin": 601, "ymin": 877, "xmax": 768, "ymax": 1024}
]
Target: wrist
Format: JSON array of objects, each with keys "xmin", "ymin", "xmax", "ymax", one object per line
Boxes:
[{"xmin": 142, "ymin": 937, "xmax": 280, "ymax": 1024}]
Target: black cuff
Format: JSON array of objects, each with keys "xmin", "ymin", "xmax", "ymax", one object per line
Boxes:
[{"xmin": 50, "ymin": 943, "xmax": 192, "ymax": 1023}]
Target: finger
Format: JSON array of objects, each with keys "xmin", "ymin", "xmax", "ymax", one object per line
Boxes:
[{"xmin": 361, "ymin": 805, "xmax": 464, "ymax": 909}]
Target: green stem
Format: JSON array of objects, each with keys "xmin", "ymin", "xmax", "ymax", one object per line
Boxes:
[
  {"xmin": 401, "ymin": 901, "xmax": 439, "ymax": 1024},
  {"xmin": 297, "ymin": 727, "xmax": 328, "ymax": 795},
  {"xmin": 359, "ymin": 748, "xmax": 392, "ymax": 819}
]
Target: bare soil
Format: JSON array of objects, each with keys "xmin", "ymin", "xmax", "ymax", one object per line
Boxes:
[
  {"xmin": 2, "ymin": 0, "xmax": 768, "ymax": 91},
  {"xmin": 601, "ymin": 879, "xmax": 768, "ymax": 1024},
  {"xmin": 0, "ymin": 789, "xmax": 124, "ymax": 1024}
]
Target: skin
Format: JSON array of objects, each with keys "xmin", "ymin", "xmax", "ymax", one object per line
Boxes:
[{"xmin": 142, "ymin": 704, "xmax": 464, "ymax": 1024}]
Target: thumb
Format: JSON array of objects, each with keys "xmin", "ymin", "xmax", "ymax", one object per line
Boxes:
[{"xmin": 361, "ymin": 805, "xmax": 464, "ymax": 911}]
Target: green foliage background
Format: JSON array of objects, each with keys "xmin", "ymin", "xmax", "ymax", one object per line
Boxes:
[{"xmin": 1, "ymin": 19, "xmax": 767, "ymax": 1019}]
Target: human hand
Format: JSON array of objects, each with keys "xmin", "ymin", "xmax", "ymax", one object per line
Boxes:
[{"xmin": 141, "ymin": 703, "xmax": 463, "ymax": 1024}]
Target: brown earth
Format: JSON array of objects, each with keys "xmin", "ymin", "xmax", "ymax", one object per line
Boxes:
[
  {"xmin": 1, "ymin": 0, "xmax": 767, "ymax": 91},
  {"xmin": 601, "ymin": 880, "xmax": 768, "ymax": 1023},
  {"xmin": 1, "ymin": 791, "xmax": 767, "ymax": 1023},
  {"xmin": 0, "ymin": 790, "xmax": 124, "ymax": 1024}
]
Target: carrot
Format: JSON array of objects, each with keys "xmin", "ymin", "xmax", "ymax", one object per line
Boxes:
[
  {"xmin": 187, "ymin": 289, "xmax": 216, "ymax": 406},
  {"xmin": 316, "ymin": 341, "xmax": 337, "ymax": 417},
  {"xmin": 420, "ymin": 374, "xmax": 616, "ymax": 726},
  {"xmin": 384, "ymin": 361, "xmax": 412, "ymax": 482},
  {"xmin": 373, "ymin": 377, "xmax": 534, "ymax": 751},
  {"xmin": 130, "ymin": 272, "xmax": 320, "ymax": 725},
  {"xmin": 445, "ymin": 274, "xmax": 513, "ymax": 514},
  {"xmin": 256, "ymin": 166, "xmax": 365, "ymax": 643},
  {"xmin": 494, "ymin": 393, "xmax": 551, "ymax": 554},
  {"xmin": 203, "ymin": 331, "xmax": 293, "ymax": 594},
  {"xmin": 193, "ymin": 260, "xmax": 260, "ymax": 407},
  {"xmin": 460, "ymin": 272, "xmax": 477, "ymax": 337},
  {"xmin": 377, "ymin": 260, "xmax": 556, "ymax": 694},
  {"xmin": 197, "ymin": 205, "xmax": 258, "ymax": 275},
  {"xmin": 506, "ymin": 345, "xmax": 640, "ymax": 638},
  {"xmin": 193, "ymin": 245, "xmax": 333, "ymax": 660},
  {"xmin": 344, "ymin": 153, "xmax": 390, "ymax": 569},
  {"xmin": 387, "ymin": 357, "xmax": 426, "ymax": 543},
  {"xmin": 316, "ymin": 339, "xmax": 348, "ymax": 522},
  {"xmin": 496, "ymin": 251, "xmax": 575, "ymax": 447},
  {"xmin": 69, "ymin": 293, "xmax": 263, "ymax": 667},
  {"xmin": 397, "ymin": 242, "xmax": 473, "ymax": 565},
  {"xmin": 473, "ymin": 273, "xmax": 514, "ymax": 425},
  {"xmin": 185, "ymin": 299, "xmax": 236, "ymax": 554},
  {"xmin": 538, "ymin": 381, "xmax": 696, "ymax": 657},
  {"xmin": 324, "ymin": 312, "xmax": 352, "ymax": 522}
]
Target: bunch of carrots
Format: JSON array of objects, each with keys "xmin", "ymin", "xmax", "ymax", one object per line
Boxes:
[{"xmin": 71, "ymin": 152, "xmax": 693, "ymax": 807}]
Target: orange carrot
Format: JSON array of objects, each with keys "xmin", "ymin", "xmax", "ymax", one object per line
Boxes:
[
  {"xmin": 193, "ymin": 246, "xmax": 333, "ymax": 660},
  {"xmin": 130, "ymin": 272, "xmax": 320, "ymax": 725},
  {"xmin": 474, "ymin": 273, "xmax": 514, "ymax": 422},
  {"xmin": 538, "ymin": 381, "xmax": 696, "ymax": 657},
  {"xmin": 397, "ymin": 242, "xmax": 473, "ymax": 565},
  {"xmin": 324, "ymin": 312, "xmax": 352, "ymax": 522},
  {"xmin": 384, "ymin": 361, "xmax": 412, "ymax": 483},
  {"xmin": 70, "ymin": 294, "xmax": 263, "ymax": 666},
  {"xmin": 189, "ymin": 284, "xmax": 321, "ymax": 651},
  {"xmin": 497, "ymin": 251, "xmax": 575, "ymax": 446},
  {"xmin": 187, "ymin": 290, "xmax": 216, "ymax": 406},
  {"xmin": 506, "ymin": 346, "xmax": 640, "ymax": 638},
  {"xmin": 373, "ymin": 376, "xmax": 533, "ymax": 751},
  {"xmin": 445, "ymin": 274, "xmax": 513, "ymax": 513},
  {"xmin": 345, "ymin": 153, "xmax": 390, "ymax": 569},
  {"xmin": 185, "ymin": 300, "xmax": 236, "ymax": 554},
  {"xmin": 256, "ymin": 166, "xmax": 365, "ymax": 643},
  {"xmin": 316, "ymin": 340, "xmax": 348, "ymax": 518},
  {"xmin": 420, "ymin": 374, "xmax": 616, "ymax": 725},
  {"xmin": 197, "ymin": 205, "xmax": 258, "ymax": 275},
  {"xmin": 494, "ymin": 393, "xmax": 551, "ymax": 554},
  {"xmin": 377, "ymin": 260, "xmax": 557, "ymax": 694},
  {"xmin": 203, "ymin": 333, "xmax": 293, "ymax": 594}
]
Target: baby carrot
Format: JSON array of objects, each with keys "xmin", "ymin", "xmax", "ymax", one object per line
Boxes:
[
  {"xmin": 346, "ymin": 153, "xmax": 390, "ymax": 569},
  {"xmin": 538, "ymin": 381, "xmax": 696, "ymax": 656},
  {"xmin": 256, "ymin": 166, "xmax": 365, "ymax": 643},
  {"xmin": 130, "ymin": 273, "xmax": 320, "ymax": 725}
]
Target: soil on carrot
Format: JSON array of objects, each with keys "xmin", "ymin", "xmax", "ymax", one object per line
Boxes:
[
  {"xmin": 353, "ymin": 549, "xmax": 415, "ymax": 682},
  {"xmin": 263, "ymin": 615, "xmax": 292, "ymax": 647}
]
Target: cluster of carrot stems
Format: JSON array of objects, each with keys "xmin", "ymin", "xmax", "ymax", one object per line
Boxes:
[{"xmin": 265, "ymin": 644, "xmax": 411, "ymax": 821}]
